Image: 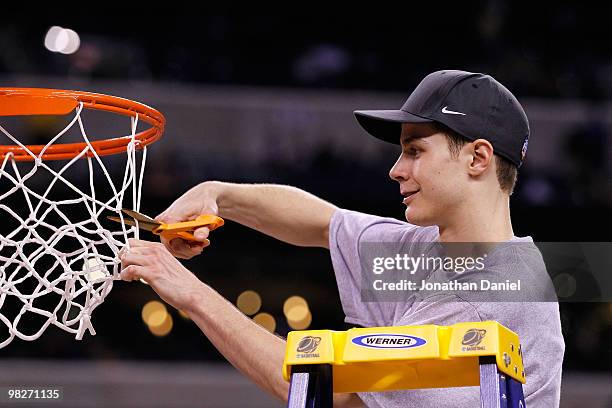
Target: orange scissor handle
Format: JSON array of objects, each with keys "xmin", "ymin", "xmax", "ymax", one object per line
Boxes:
[{"xmin": 153, "ymin": 215, "xmax": 224, "ymax": 242}]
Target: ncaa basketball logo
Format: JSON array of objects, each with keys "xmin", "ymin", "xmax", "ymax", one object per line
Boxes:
[
  {"xmin": 296, "ymin": 336, "xmax": 321, "ymax": 353},
  {"xmin": 462, "ymin": 329, "xmax": 487, "ymax": 347}
]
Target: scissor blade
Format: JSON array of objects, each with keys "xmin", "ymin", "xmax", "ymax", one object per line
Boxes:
[
  {"xmin": 122, "ymin": 209, "xmax": 159, "ymax": 224},
  {"xmin": 106, "ymin": 216, "xmax": 158, "ymax": 232}
]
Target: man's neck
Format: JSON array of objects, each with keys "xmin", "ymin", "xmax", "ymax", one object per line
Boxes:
[{"xmin": 438, "ymin": 193, "xmax": 514, "ymax": 243}]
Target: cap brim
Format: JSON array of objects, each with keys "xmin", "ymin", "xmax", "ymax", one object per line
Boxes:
[{"xmin": 354, "ymin": 110, "xmax": 433, "ymax": 144}]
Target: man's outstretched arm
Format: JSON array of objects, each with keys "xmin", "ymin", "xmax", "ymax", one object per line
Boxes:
[
  {"xmin": 119, "ymin": 239, "xmax": 363, "ymax": 407},
  {"xmin": 216, "ymin": 182, "xmax": 338, "ymax": 248},
  {"xmin": 156, "ymin": 182, "xmax": 338, "ymax": 259}
]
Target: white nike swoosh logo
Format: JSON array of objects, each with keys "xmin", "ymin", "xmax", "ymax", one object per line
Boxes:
[{"xmin": 441, "ymin": 106, "xmax": 467, "ymax": 116}]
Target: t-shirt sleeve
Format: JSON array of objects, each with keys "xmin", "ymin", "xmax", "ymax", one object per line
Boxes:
[{"xmin": 328, "ymin": 208, "xmax": 424, "ymax": 327}]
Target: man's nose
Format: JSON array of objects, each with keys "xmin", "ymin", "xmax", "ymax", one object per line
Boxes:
[{"xmin": 389, "ymin": 154, "xmax": 408, "ymax": 182}]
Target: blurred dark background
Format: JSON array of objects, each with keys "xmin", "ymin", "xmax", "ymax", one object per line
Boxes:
[
  {"xmin": 1, "ymin": 6, "xmax": 611, "ymax": 407},
  {"xmin": 3, "ymin": 6, "xmax": 612, "ymax": 99}
]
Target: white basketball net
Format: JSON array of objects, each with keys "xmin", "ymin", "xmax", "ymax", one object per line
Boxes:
[{"xmin": 0, "ymin": 102, "xmax": 146, "ymax": 348}]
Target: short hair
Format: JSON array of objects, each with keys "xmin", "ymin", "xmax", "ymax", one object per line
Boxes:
[{"xmin": 432, "ymin": 123, "xmax": 518, "ymax": 195}]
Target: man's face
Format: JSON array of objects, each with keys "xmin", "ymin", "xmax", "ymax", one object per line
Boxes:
[{"xmin": 389, "ymin": 123, "xmax": 468, "ymax": 226}]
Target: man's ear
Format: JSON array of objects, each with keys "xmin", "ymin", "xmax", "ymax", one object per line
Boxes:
[{"xmin": 466, "ymin": 139, "xmax": 494, "ymax": 176}]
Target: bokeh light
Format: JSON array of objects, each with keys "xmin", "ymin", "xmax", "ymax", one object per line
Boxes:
[
  {"xmin": 286, "ymin": 304, "xmax": 309, "ymax": 322},
  {"xmin": 148, "ymin": 313, "xmax": 173, "ymax": 337},
  {"xmin": 253, "ymin": 312, "xmax": 276, "ymax": 333},
  {"xmin": 142, "ymin": 301, "xmax": 173, "ymax": 337},
  {"xmin": 283, "ymin": 295, "xmax": 312, "ymax": 330},
  {"xmin": 236, "ymin": 290, "xmax": 262, "ymax": 316},
  {"xmin": 288, "ymin": 310, "xmax": 312, "ymax": 330},
  {"xmin": 283, "ymin": 295, "xmax": 307, "ymax": 316},
  {"xmin": 44, "ymin": 26, "xmax": 80, "ymax": 54},
  {"xmin": 142, "ymin": 301, "xmax": 167, "ymax": 327}
]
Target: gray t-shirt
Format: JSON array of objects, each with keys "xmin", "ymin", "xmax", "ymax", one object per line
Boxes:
[{"xmin": 329, "ymin": 209, "xmax": 565, "ymax": 408}]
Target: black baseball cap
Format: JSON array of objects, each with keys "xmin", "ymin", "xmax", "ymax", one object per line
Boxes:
[{"xmin": 354, "ymin": 70, "xmax": 530, "ymax": 167}]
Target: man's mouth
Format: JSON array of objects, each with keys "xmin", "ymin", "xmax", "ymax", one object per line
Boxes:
[{"xmin": 401, "ymin": 190, "xmax": 419, "ymax": 204}]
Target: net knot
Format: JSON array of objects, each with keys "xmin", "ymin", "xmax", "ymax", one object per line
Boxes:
[{"xmin": 76, "ymin": 312, "xmax": 95, "ymax": 340}]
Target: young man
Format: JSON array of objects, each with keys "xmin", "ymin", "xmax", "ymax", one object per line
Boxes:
[{"xmin": 120, "ymin": 70, "xmax": 564, "ymax": 407}]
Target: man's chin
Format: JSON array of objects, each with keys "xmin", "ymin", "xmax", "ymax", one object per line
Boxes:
[{"xmin": 404, "ymin": 208, "xmax": 436, "ymax": 227}]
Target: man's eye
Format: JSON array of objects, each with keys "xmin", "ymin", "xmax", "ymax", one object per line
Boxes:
[{"xmin": 406, "ymin": 148, "xmax": 420, "ymax": 157}]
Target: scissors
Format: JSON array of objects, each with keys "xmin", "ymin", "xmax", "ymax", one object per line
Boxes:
[{"xmin": 107, "ymin": 209, "xmax": 224, "ymax": 243}]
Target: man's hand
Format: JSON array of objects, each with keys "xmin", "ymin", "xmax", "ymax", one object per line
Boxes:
[
  {"xmin": 156, "ymin": 182, "xmax": 221, "ymax": 260},
  {"xmin": 119, "ymin": 238, "xmax": 205, "ymax": 311}
]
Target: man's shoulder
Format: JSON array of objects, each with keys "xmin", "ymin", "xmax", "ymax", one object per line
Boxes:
[
  {"xmin": 485, "ymin": 238, "xmax": 547, "ymax": 274},
  {"xmin": 332, "ymin": 208, "xmax": 439, "ymax": 243}
]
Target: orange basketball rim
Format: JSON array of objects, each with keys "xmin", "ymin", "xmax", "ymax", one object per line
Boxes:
[{"xmin": 0, "ymin": 88, "xmax": 165, "ymax": 161}]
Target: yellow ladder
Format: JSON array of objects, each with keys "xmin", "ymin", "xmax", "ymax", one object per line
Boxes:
[{"xmin": 283, "ymin": 321, "xmax": 526, "ymax": 407}]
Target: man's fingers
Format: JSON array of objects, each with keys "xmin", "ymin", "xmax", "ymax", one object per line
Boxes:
[
  {"xmin": 125, "ymin": 234, "xmax": 208, "ymax": 261},
  {"xmin": 166, "ymin": 240, "xmax": 193, "ymax": 259},
  {"xmin": 158, "ymin": 236, "xmax": 183, "ymax": 256},
  {"xmin": 120, "ymin": 265, "xmax": 146, "ymax": 282},
  {"xmin": 156, "ymin": 214, "xmax": 178, "ymax": 224},
  {"xmin": 170, "ymin": 238, "xmax": 189, "ymax": 253},
  {"xmin": 172, "ymin": 243, "xmax": 204, "ymax": 259},
  {"xmin": 127, "ymin": 238, "xmax": 159, "ymax": 248},
  {"xmin": 121, "ymin": 246, "xmax": 153, "ymax": 255},
  {"xmin": 188, "ymin": 239, "xmax": 208, "ymax": 249},
  {"xmin": 155, "ymin": 210, "xmax": 199, "ymax": 225},
  {"xmin": 120, "ymin": 252, "xmax": 150, "ymax": 269},
  {"xmin": 159, "ymin": 235, "xmax": 172, "ymax": 249},
  {"xmin": 154, "ymin": 211, "xmax": 168, "ymax": 222},
  {"xmin": 194, "ymin": 227, "xmax": 210, "ymax": 241},
  {"xmin": 121, "ymin": 245, "xmax": 156, "ymax": 259}
]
